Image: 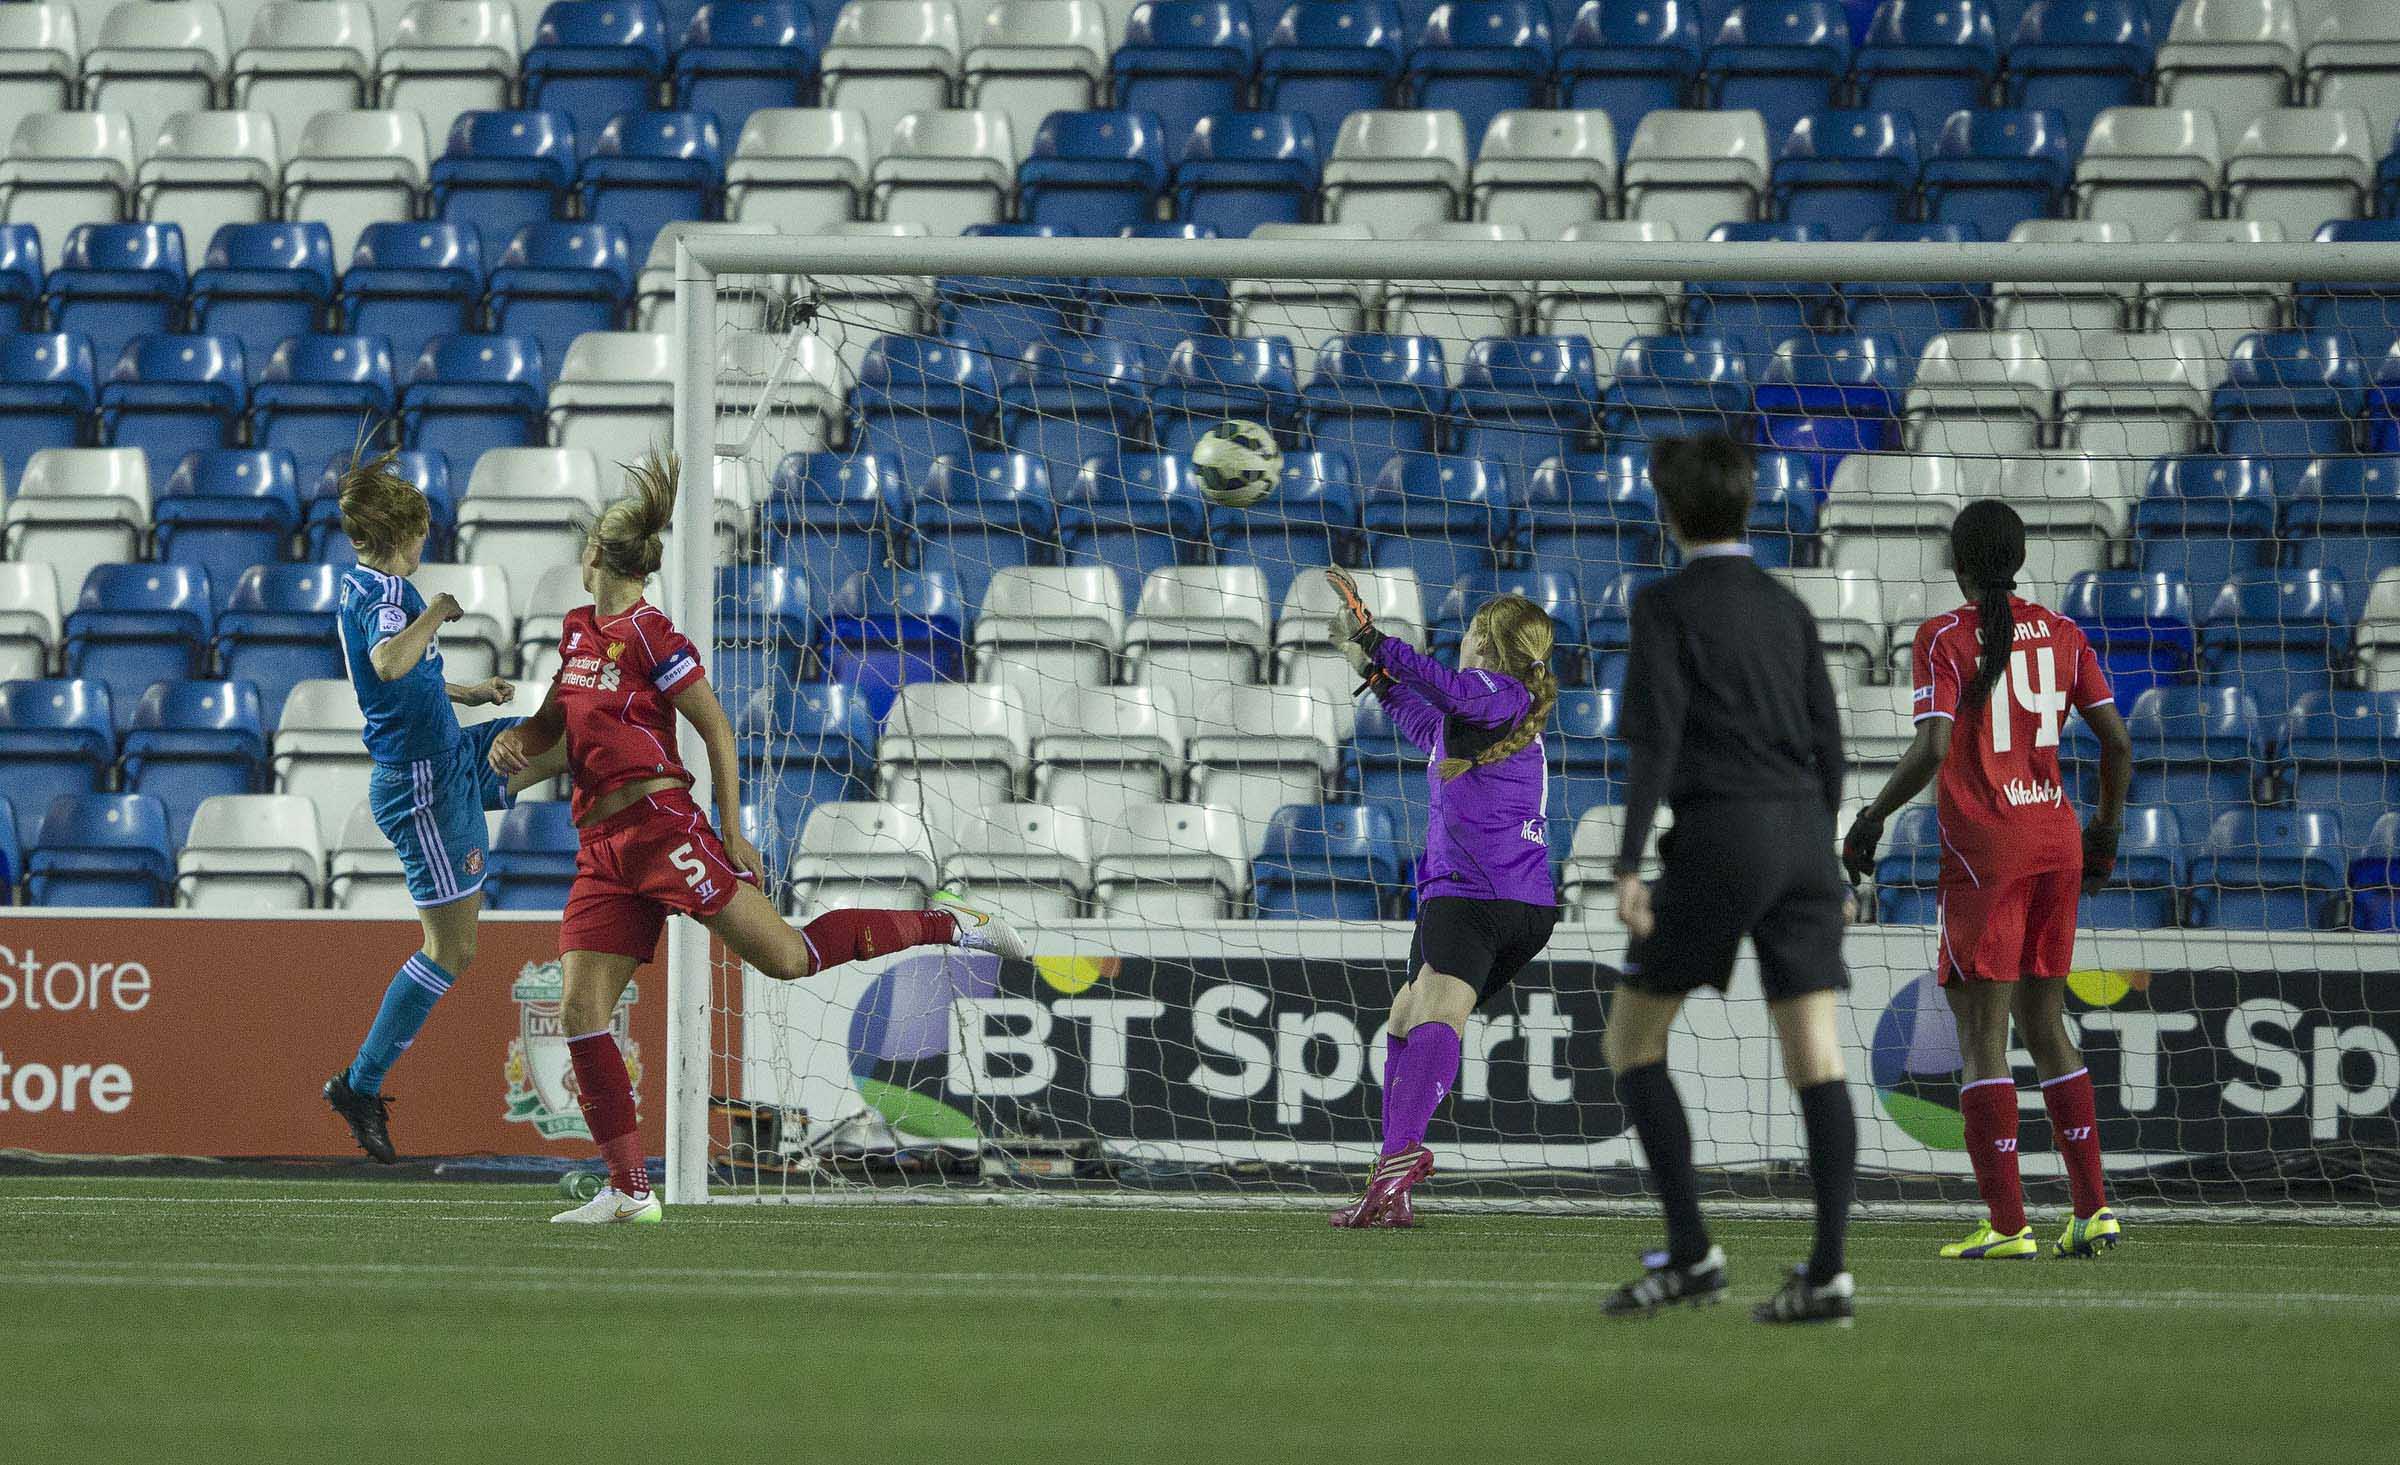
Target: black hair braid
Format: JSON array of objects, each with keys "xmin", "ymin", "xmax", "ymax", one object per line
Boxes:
[
  {"xmin": 1968, "ymin": 580, "xmax": 2013, "ymax": 708},
  {"xmin": 1950, "ymin": 499, "xmax": 2028, "ymax": 709}
]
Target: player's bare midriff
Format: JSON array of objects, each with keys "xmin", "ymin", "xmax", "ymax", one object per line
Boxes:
[{"xmin": 579, "ymin": 775, "xmax": 685, "ymax": 829}]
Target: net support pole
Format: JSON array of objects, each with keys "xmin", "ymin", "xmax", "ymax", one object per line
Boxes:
[{"xmin": 664, "ymin": 242, "xmax": 718, "ymax": 1206}]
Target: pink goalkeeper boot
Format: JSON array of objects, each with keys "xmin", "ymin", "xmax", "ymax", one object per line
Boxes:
[{"xmin": 1330, "ymin": 1144, "xmax": 1433, "ymax": 1229}]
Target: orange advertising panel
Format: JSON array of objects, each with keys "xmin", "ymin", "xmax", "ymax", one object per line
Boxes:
[{"xmin": 0, "ymin": 913, "xmax": 666, "ymax": 1157}]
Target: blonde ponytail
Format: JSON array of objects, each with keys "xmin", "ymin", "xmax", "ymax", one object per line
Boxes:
[
  {"xmin": 1435, "ymin": 595, "xmax": 1558, "ymax": 781},
  {"xmin": 590, "ymin": 451, "xmax": 678, "ymax": 581}
]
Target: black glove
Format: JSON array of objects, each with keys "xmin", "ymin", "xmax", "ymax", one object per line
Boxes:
[
  {"xmin": 2081, "ymin": 820, "xmax": 2121, "ymax": 894},
  {"xmin": 1841, "ymin": 810, "xmax": 1886, "ymax": 885}
]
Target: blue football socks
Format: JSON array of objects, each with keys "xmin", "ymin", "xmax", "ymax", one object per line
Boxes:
[{"xmin": 347, "ymin": 953, "xmax": 457, "ymax": 1096}]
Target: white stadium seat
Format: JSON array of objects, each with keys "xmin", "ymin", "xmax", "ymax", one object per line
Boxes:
[
  {"xmin": 1123, "ymin": 564, "xmax": 1273, "ymax": 723},
  {"xmin": 1780, "ymin": 568, "xmax": 1887, "ymax": 684},
  {"xmin": 82, "ymin": 1, "xmax": 231, "ymax": 148},
  {"xmin": 408, "ymin": 562, "xmax": 514, "ymax": 684},
  {"xmin": 1031, "ymin": 683, "xmax": 1185, "ymax": 832},
  {"xmin": 2142, "ymin": 218, "xmax": 2292, "ymax": 360},
  {"xmin": 456, "ymin": 447, "xmax": 605, "ymax": 616},
  {"xmin": 1822, "ymin": 455, "xmax": 1961, "ymax": 637},
  {"xmin": 973, "ymin": 564, "xmax": 1126, "ymax": 699},
  {"xmin": 1388, "ymin": 220, "xmax": 1531, "ymax": 351},
  {"xmin": 1621, "ymin": 109, "xmax": 1768, "ymax": 239},
  {"xmin": 327, "ymin": 798, "xmax": 412, "ymax": 912},
  {"xmin": 1274, "ymin": 567, "xmax": 1424, "ymax": 704},
  {"xmin": 280, "ymin": 108, "xmax": 428, "ymax": 263},
  {"xmin": 940, "ymin": 801, "xmax": 1093, "ymax": 923},
  {"xmin": 1995, "ymin": 453, "xmax": 2141, "ymax": 601},
  {"xmin": 272, "ymin": 678, "xmax": 373, "ymax": 847},
  {"xmin": 376, "ymin": 0, "xmax": 521, "ymax": 136},
  {"xmin": 1320, "ymin": 110, "xmax": 1470, "ymax": 232},
  {"xmin": 0, "ymin": 111, "xmax": 139, "ymax": 255},
  {"xmin": 1561, "ymin": 803, "xmax": 1671, "ymax": 919},
  {"xmin": 725, "ymin": 107, "xmax": 877, "ymax": 236},
  {"xmin": 4, "ymin": 448, "xmax": 151, "ymax": 617},
  {"xmin": 0, "ymin": 3, "xmax": 80, "ymax": 118},
  {"xmin": 2073, "ymin": 107, "xmax": 2223, "ymax": 236},
  {"xmin": 137, "ymin": 110, "xmax": 282, "ymax": 256},
  {"xmin": 876, "ymin": 680, "xmax": 1033, "ymax": 845},
  {"xmin": 871, "ymin": 108, "xmax": 1018, "ymax": 231},
  {"xmin": 2304, "ymin": 0, "xmax": 2400, "ymax": 143},
  {"xmin": 2054, "ymin": 329, "xmax": 2216, "ymax": 463},
  {"xmin": 0, "ymin": 561, "xmax": 62, "ymax": 682},
  {"xmin": 513, "ymin": 561, "xmax": 589, "ymax": 666},
  {"xmin": 714, "ymin": 327, "xmax": 850, "ymax": 454},
  {"xmin": 546, "ymin": 330, "xmax": 674, "ymax": 468},
  {"xmin": 1535, "ymin": 220, "xmax": 1682, "ymax": 363},
  {"xmin": 794, "ymin": 220, "xmax": 934, "ymax": 381},
  {"xmin": 2157, "ymin": 0, "xmax": 2305, "ymax": 145},
  {"xmin": 1472, "ymin": 109, "xmax": 1617, "ymax": 238},
  {"xmin": 2357, "ymin": 567, "xmax": 2400, "ymax": 691},
  {"xmin": 2222, "ymin": 105, "xmax": 2377, "ymax": 238},
  {"xmin": 1185, "ymin": 684, "xmax": 1340, "ymax": 833},
  {"xmin": 175, "ymin": 792, "xmax": 324, "ymax": 911},
  {"xmin": 1904, "ymin": 328, "xmax": 2058, "ymax": 458},
  {"xmin": 962, "ymin": 0, "xmax": 1109, "ymax": 151},
  {"xmin": 819, "ymin": 0, "xmax": 966, "ymax": 150},
  {"xmin": 1092, "ymin": 801, "xmax": 1248, "ymax": 920},
  {"xmin": 788, "ymin": 800, "xmax": 941, "ymax": 913},
  {"xmin": 637, "ymin": 219, "xmax": 780, "ymax": 332},
  {"xmin": 1231, "ymin": 221, "xmax": 1380, "ymax": 352},
  {"xmin": 232, "ymin": 1, "xmax": 378, "ymax": 148}
]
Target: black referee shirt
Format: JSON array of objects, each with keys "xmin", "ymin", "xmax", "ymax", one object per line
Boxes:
[{"xmin": 1615, "ymin": 545, "xmax": 1847, "ymax": 877}]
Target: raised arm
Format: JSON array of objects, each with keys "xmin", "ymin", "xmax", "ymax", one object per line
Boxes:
[
  {"xmin": 1366, "ymin": 634, "xmax": 1532, "ymax": 729},
  {"xmin": 1371, "ymin": 675, "xmax": 1447, "ymax": 754},
  {"xmin": 368, "ymin": 592, "xmax": 460, "ymax": 682}
]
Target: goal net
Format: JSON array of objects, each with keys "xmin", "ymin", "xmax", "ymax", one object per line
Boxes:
[{"xmin": 665, "ymin": 231, "xmax": 2400, "ymax": 1217}]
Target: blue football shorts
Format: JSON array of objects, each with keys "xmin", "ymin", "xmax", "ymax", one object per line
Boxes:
[{"xmin": 368, "ymin": 717, "xmax": 525, "ymax": 909}]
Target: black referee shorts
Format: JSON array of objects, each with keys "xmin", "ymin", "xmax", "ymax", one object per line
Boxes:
[
  {"xmin": 1410, "ymin": 897, "xmax": 1561, "ymax": 1003},
  {"xmin": 1621, "ymin": 799, "xmax": 1849, "ymax": 1003}
]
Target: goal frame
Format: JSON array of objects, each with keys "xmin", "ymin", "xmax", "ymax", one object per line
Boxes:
[{"xmin": 666, "ymin": 235, "xmax": 2400, "ymax": 1208}]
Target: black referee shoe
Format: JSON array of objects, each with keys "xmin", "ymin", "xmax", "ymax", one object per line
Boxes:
[
  {"xmin": 1601, "ymin": 1245, "xmax": 1728, "ymax": 1317},
  {"xmin": 1753, "ymin": 1266, "xmax": 1856, "ymax": 1327},
  {"xmin": 324, "ymin": 1072, "xmax": 397, "ymax": 1164}
]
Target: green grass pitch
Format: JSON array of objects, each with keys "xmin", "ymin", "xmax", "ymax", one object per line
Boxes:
[{"xmin": 4, "ymin": 1178, "xmax": 2397, "ymax": 1465}]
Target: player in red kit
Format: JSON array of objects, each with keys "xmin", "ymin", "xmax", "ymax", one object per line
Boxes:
[
  {"xmin": 488, "ymin": 455, "xmax": 1026, "ymax": 1223},
  {"xmin": 1842, "ymin": 501, "xmax": 2134, "ymax": 1261}
]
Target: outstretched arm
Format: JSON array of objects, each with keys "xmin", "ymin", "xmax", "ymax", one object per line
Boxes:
[
  {"xmin": 1365, "ymin": 634, "xmax": 1532, "ymax": 729},
  {"xmin": 671, "ymin": 677, "xmax": 764, "ymax": 883}
]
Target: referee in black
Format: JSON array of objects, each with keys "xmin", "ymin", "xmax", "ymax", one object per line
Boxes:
[{"xmin": 1600, "ymin": 433, "xmax": 1858, "ymax": 1326}]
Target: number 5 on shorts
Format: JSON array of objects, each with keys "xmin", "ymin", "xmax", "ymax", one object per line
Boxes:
[{"xmin": 669, "ymin": 841, "xmax": 707, "ymax": 889}]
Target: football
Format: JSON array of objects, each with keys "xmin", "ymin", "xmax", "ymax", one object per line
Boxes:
[{"xmin": 1190, "ymin": 418, "xmax": 1282, "ymax": 508}]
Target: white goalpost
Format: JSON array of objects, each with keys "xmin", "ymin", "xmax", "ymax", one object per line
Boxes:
[{"xmin": 667, "ymin": 233, "xmax": 2400, "ymax": 1217}]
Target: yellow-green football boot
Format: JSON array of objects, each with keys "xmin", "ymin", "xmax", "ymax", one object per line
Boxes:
[
  {"xmin": 2052, "ymin": 1208, "xmax": 2125, "ymax": 1259},
  {"xmin": 1939, "ymin": 1221, "xmax": 2039, "ymax": 1260}
]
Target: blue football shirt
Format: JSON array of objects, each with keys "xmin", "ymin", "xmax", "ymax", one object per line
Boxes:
[{"xmin": 337, "ymin": 566, "xmax": 462, "ymax": 764}]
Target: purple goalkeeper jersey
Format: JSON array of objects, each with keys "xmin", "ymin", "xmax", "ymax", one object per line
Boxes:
[{"xmin": 1369, "ymin": 636, "xmax": 1557, "ymax": 907}]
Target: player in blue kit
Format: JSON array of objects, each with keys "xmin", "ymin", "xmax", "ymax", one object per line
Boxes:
[{"xmin": 321, "ymin": 454, "xmax": 565, "ymax": 1162}]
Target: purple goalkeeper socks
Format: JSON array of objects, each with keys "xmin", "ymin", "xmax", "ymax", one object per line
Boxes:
[{"xmin": 1379, "ymin": 1022, "xmax": 1462, "ymax": 1157}]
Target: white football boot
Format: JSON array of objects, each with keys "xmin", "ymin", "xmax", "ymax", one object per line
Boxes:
[
  {"xmin": 931, "ymin": 889, "xmax": 1028, "ymax": 962},
  {"xmin": 550, "ymin": 1186, "xmax": 663, "ymax": 1224}
]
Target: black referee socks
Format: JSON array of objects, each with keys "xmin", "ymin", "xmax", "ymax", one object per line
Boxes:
[
  {"xmin": 1615, "ymin": 1062, "xmax": 1712, "ymax": 1268},
  {"xmin": 1796, "ymin": 1079, "xmax": 1857, "ymax": 1282}
]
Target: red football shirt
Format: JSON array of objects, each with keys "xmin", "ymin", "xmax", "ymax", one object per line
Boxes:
[
  {"xmin": 550, "ymin": 600, "xmax": 706, "ymax": 823},
  {"xmin": 1911, "ymin": 597, "xmax": 2114, "ymax": 888}
]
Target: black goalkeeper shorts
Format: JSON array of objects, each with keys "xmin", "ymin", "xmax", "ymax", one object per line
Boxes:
[{"xmin": 1409, "ymin": 897, "xmax": 1561, "ymax": 1004}]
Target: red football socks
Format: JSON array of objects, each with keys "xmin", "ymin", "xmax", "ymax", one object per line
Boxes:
[
  {"xmin": 568, "ymin": 1031, "xmax": 648, "ymax": 1198},
  {"xmin": 797, "ymin": 908, "xmax": 958, "ymax": 977},
  {"xmin": 2042, "ymin": 1067, "xmax": 2110, "ymax": 1218},
  {"xmin": 1959, "ymin": 1077, "xmax": 2027, "ymax": 1234}
]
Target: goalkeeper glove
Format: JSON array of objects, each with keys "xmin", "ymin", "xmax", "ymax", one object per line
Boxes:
[
  {"xmin": 2081, "ymin": 820, "xmax": 2120, "ymax": 895},
  {"xmin": 1841, "ymin": 810, "xmax": 1886, "ymax": 885}
]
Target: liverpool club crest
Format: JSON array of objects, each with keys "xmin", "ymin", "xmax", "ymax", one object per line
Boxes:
[{"xmin": 503, "ymin": 959, "xmax": 642, "ymax": 1140}]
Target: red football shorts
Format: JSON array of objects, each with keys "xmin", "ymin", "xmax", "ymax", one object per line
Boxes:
[
  {"xmin": 1937, "ymin": 865, "xmax": 2081, "ymax": 985},
  {"xmin": 559, "ymin": 789, "xmax": 748, "ymax": 964}
]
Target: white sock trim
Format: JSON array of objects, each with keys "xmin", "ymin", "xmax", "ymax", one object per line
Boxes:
[
  {"xmin": 566, "ymin": 1029, "xmax": 615, "ymax": 1043},
  {"xmin": 2039, "ymin": 1066, "xmax": 2090, "ymax": 1089},
  {"xmin": 1960, "ymin": 1076, "xmax": 2016, "ymax": 1093}
]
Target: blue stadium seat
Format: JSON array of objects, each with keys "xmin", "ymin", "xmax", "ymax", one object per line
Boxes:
[
  {"xmin": 1874, "ymin": 802, "xmax": 1942, "ymax": 923},
  {"xmin": 0, "ymin": 224, "xmax": 40, "ymax": 331},
  {"xmin": 0, "ymin": 333, "xmax": 96, "ymax": 483},
  {"xmin": 2298, "ymin": 222, "xmax": 2400, "ymax": 364},
  {"xmin": 2347, "ymin": 811, "xmax": 2400, "ymax": 931},
  {"xmin": 761, "ymin": 451, "xmax": 906, "ymax": 602},
  {"xmin": 914, "ymin": 452, "xmax": 1057, "ymax": 614},
  {"xmin": 28, "ymin": 793, "xmax": 172, "ymax": 908},
  {"xmin": 213, "ymin": 564, "xmax": 344, "ymax": 723},
  {"xmin": 44, "ymin": 223, "xmax": 189, "ymax": 378},
  {"xmin": 577, "ymin": 110, "xmax": 726, "ymax": 263},
  {"xmin": 1365, "ymin": 453, "xmax": 1517, "ymax": 590},
  {"xmin": 1059, "ymin": 454, "xmax": 1212, "ymax": 604},
  {"xmin": 431, "ymin": 111, "xmax": 580, "ymax": 269},
  {"xmin": 1555, "ymin": 0, "xmax": 1704, "ymax": 157},
  {"xmin": 1455, "ymin": 334, "xmax": 1602, "ymax": 482},
  {"xmin": 2000, "ymin": 0, "xmax": 2155, "ymax": 148},
  {"xmin": 488, "ymin": 801, "xmax": 580, "ymax": 909},
  {"xmin": 1259, "ymin": 4, "xmax": 1402, "ymax": 152},
  {"xmin": 0, "ymin": 680, "xmax": 115, "ymax": 851},
  {"xmin": 1840, "ymin": 222, "xmax": 1990, "ymax": 361},
  {"xmin": 673, "ymin": 2, "xmax": 821, "ymax": 143},
  {"xmin": 2188, "ymin": 805, "xmax": 2347, "ymax": 930},
  {"xmin": 155, "ymin": 449, "xmax": 303, "ymax": 612},
  {"xmin": 1853, "ymin": 0, "xmax": 2000, "ymax": 145},
  {"xmin": 485, "ymin": 223, "xmax": 636, "ymax": 384},
  {"xmin": 853, "ymin": 333, "xmax": 1001, "ymax": 481},
  {"xmin": 188, "ymin": 224, "xmax": 338, "ymax": 381},
  {"xmin": 2287, "ymin": 456, "xmax": 2400, "ymax": 591},
  {"xmin": 98, "ymin": 334, "xmax": 247, "ymax": 468},
  {"xmin": 1212, "ymin": 449, "xmax": 1358, "ymax": 609},
  {"xmin": 2063, "ymin": 569, "xmax": 2198, "ymax": 704},
  {"xmin": 305, "ymin": 450, "xmax": 454, "ymax": 564},
  {"xmin": 1091, "ymin": 223, "xmax": 1233, "ymax": 357},
  {"xmin": 1548, "ymin": 685, "xmax": 1624, "ymax": 858},
  {"xmin": 1406, "ymin": 1, "xmax": 1554, "ymax": 157},
  {"xmin": 1302, "ymin": 333, "xmax": 1453, "ymax": 482},
  {"xmin": 401, "ymin": 334, "xmax": 548, "ymax": 463},
  {"xmin": 1702, "ymin": 1, "xmax": 1853, "ymax": 148},
  {"xmin": 2278, "ymin": 690, "xmax": 2400, "ymax": 837},
  {"xmin": 1253, "ymin": 803, "xmax": 1402, "ymax": 918},
  {"xmin": 716, "ymin": 563, "xmax": 815, "ymax": 719},
  {"xmin": 64, "ymin": 565, "xmax": 214, "ymax": 732},
  {"xmin": 938, "ymin": 228, "xmax": 1089, "ymax": 369},
  {"xmin": 2373, "ymin": 347, "xmax": 2400, "ymax": 453},
  {"xmin": 1152, "ymin": 333, "xmax": 1301, "ymax": 456},
  {"xmin": 119, "ymin": 679, "xmax": 267, "ymax": 848},
  {"xmin": 1685, "ymin": 223, "xmax": 1837, "ymax": 379},
  {"xmin": 2079, "ymin": 802, "xmax": 2181, "ymax": 929},
  {"xmin": 822, "ymin": 567, "xmax": 968, "ymax": 719},
  {"xmin": 1771, "ymin": 109, "xmax": 1920, "ymax": 236},
  {"xmin": 2131, "ymin": 455, "xmax": 2281, "ymax": 611},
  {"xmin": 0, "ymin": 794, "xmax": 17, "ymax": 902},
  {"xmin": 2200, "ymin": 569, "xmax": 2351, "ymax": 714},
  {"xmin": 2074, "ymin": 685, "xmax": 2258, "ymax": 848},
  {"xmin": 1018, "ymin": 111, "xmax": 1171, "ymax": 236},
  {"xmin": 738, "ymin": 680, "xmax": 875, "ymax": 840},
  {"xmin": 1752, "ymin": 330, "xmax": 1904, "ymax": 482},
  {"xmin": 2212, "ymin": 331, "xmax": 2367, "ymax": 462},
  {"xmin": 1344, "ymin": 697, "xmax": 1428, "ymax": 870},
  {"xmin": 1746, "ymin": 449, "xmax": 1820, "ymax": 566},
  {"xmin": 249, "ymin": 334, "xmax": 397, "ymax": 469},
  {"xmin": 524, "ymin": 1, "xmax": 673, "ymax": 157},
  {"xmin": 1172, "ymin": 111, "xmax": 1321, "ymax": 236},
  {"xmin": 1525, "ymin": 448, "xmax": 1662, "ymax": 583},
  {"xmin": 1113, "ymin": 2, "xmax": 1260, "ymax": 147},
  {"xmin": 1000, "ymin": 337, "xmax": 1152, "ymax": 501},
  {"xmin": 1434, "ymin": 567, "xmax": 1585, "ymax": 680},
  {"xmin": 1915, "ymin": 109, "xmax": 2071, "ymax": 241},
  {"xmin": 340, "ymin": 223, "xmax": 486, "ymax": 377},
  {"xmin": 1602, "ymin": 332, "xmax": 1749, "ymax": 444}
]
